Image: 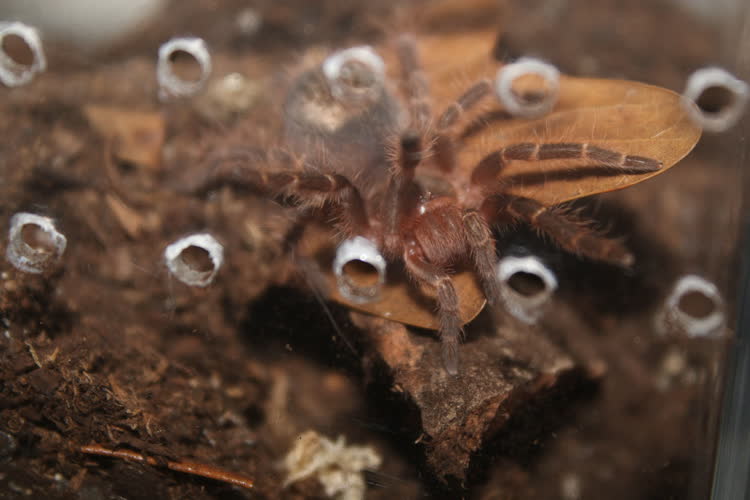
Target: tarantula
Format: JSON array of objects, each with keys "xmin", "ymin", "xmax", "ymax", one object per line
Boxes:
[{"xmin": 200, "ymin": 33, "xmax": 698, "ymax": 374}]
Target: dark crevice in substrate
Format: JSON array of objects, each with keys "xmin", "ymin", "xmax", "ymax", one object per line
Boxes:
[{"xmin": 239, "ymin": 285, "xmax": 367, "ymax": 373}]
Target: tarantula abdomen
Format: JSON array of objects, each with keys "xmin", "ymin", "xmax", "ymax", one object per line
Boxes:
[{"xmin": 282, "ymin": 46, "xmax": 403, "ymax": 198}]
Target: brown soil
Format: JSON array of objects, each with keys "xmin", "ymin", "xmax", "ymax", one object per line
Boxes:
[{"xmin": 0, "ymin": 0, "xmax": 738, "ymax": 499}]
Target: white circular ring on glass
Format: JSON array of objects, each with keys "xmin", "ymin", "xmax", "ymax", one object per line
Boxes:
[
  {"xmin": 322, "ymin": 46, "xmax": 385, "ymax": 103},
  {"xmin": 156, "ymin": 37, "xmax": 212, "ymax": 99},
  {"xmin": 494, "ymin": 58, "xmax": 560, "ymax": 118},
  {"xmin": 164, "ymin": 233, "xmax": 224, "ymax": 287},
  {"xmin": 496, "ymin": 255, "xmax": 558, "ymax": 324},
  {"xmin": 682, "ymin": 67, "xmax": 749, "ymax": 133},
  {"xmin": 0, "ymin": 22, "xmax": 46, "ymax": 87},
  {"xmin": 333, "ymin": 236, "xmax": 387, "ymax": 304},
  {"xmin": 6, "ymin": 213, "xmax": 67, "ymax": 274},
  {"xmin": 661, "ymin": 274, "xmax": 725, "ymax": 338}
]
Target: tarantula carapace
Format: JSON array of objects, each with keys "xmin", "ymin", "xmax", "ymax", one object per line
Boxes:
[{"xmin": 204, "ymin": 31, "xmax": 700, "ymax": 374}]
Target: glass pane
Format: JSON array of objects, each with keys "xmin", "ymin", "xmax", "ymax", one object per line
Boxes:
[{"xmin": 0, "ymin": 1, "xmax": 746, "ymax": 498}]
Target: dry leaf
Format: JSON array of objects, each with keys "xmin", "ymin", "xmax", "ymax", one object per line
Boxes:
[{"xmin": 457, "ymin": 77, "xmax": 702, "ymax": 205}]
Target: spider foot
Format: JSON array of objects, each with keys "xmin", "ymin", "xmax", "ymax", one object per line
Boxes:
[
  {"xmin": 441, "ymin": 338, "xmax": 460, "ymax": 376},
  {"xmin": 438, "ymin": 307, "xmax": 463, "ymax": 376}
]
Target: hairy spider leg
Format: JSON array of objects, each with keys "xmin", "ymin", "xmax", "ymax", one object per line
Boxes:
[
  {"xmin": 436, "ymin": 78, "xmax": 494, "ymax": 132},
  {"xmin": 273, "ymin": 171, "xmax": 371, "ymax": 232},
  {"xmin": 380, "ymin": 130, "xmax": 425, "ymax": 251},
  {"xmin": 469, "ymin": 141, "xmax": 661, "ymax": 267},
  {"xmin": 403, "ymin": 239, "xmax": 463, "ymax": 375},
  {"xmin": 402, "ymin": 198, "xmax": 503, "ymax": 374},
  {"xmin": 381, "ymin": 37, "xmax": 437, "ymax": 253},
  {"xmin": 396, "ymin": 34, "xmax": 431, "ymax": 131},
  {"xmin": 433, "ymin": 78, "xmax": 494, "ymax": 172},
  {"xmin": 191, "ymin": 151, "xmax": 371, "ymax": 233},
  {"xmin": 482, "ymin": 194, "xmax": 634, "ymax": 267},
  {"xmin": 470, "ymin": 142, "xmax": 663, "ymax": 184},
  {"xmin": 462, "ymin": 209, "xmax": 502, "ymax": 305},
  {"xmin": 188, "ymin": 147, "xmax": 301, "ymax": 195},
  {"xmin": 459, "ymin": 109, "xmax": 515, "ymax": 142}
]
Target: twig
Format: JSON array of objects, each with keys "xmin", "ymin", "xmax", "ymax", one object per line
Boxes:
[{"xmin": 79, "ymin": 444, "xmax": 254, "ymax": 490}]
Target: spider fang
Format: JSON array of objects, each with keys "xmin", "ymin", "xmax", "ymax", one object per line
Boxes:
[{"xmin": 333, "ymin": 236, "xmax": 386, "ymax": 304}]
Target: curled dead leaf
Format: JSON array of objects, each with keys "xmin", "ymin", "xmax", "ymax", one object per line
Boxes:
[{"xmin": 458, "ymin": 77, "xmax": 702, "ymax": 205}]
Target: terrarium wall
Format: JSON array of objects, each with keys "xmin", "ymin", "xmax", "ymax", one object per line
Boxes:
[{"xmin": 0, "ymin": 1, "xmax": 747, "ymax": 499}]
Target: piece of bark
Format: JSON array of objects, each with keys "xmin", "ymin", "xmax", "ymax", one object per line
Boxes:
[
  {"xmin": 83, "ymin": 105, "xmax": 165, "ymax": 169},
  {"xmin": 352, "ymin": 312, "xmax": 579, "ymax": 481}
]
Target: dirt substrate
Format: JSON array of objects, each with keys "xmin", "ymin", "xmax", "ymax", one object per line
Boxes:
[{"xmin": 0, "ymin": 0, "xmax": 740, "ymax": 498}]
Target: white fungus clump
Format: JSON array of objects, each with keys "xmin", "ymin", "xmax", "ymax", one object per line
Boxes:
[{"xmin": 283, "ymin": 430, "xmax": 381, "ymax": 500}]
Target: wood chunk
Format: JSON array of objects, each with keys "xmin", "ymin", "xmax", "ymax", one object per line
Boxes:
[
  {"xmin": 352, "ymin": 312, "xmax": 579, "ymax": 481},
  {"xmin": 83, "ymin": 105, "xmax": 165, "ymax": 169}
]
